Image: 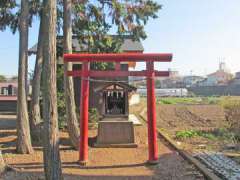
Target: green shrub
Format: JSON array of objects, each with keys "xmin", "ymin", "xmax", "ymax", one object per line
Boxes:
[
  {"xmin": 221, "ymin": 99, "xmax": 240, "ymax": 134},
  {"xmin": 196, "ymin": 131, "xmax": 216, "ymax": 140},
  {"xmin": 89, "ymin": 108, "xmax": 100, "ymax": 124}
]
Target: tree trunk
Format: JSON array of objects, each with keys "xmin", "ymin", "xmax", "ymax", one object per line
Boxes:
[
  {"xmin": 30, "ymin": 15, "xmax": 44, "ymax": 140},
  {"xmin": 16, "ymin": 0, "xmax": 34, "ymax": 154},
  {"xmin": 0, "ymin": 151, "xmax": 6, "ymax": 175},
  {"xmin": 25, "ymin": 57, "xmax": 28, "ymax": 98},
  {"xmin": 42, "ymin": 0, "xmax": 63, "ymax": 179},
  {"xmin": 63, "ymin": 0, "xmax": 80, "ymax": 149}
]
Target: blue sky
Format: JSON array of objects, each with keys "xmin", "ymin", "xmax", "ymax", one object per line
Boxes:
[{"xmin": 1, "ymin": 0, "xmax": 240, "ymax": 76}]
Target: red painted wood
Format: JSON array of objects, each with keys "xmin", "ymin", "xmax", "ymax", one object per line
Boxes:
[
  {"xmin": 63, "ymin": 52, "xmax": 173, "ymax": 164},
  {"xmin": 67, "ymin": 70, "xmax": 170, "ymax": 77},
  {"xmin": 64, "ymin": 53, "xmax": 172, "ymax": 62},
  {"xmin": 146, "ymin": 61, "xmax": 158, "ymax": 162},
  {"xmin": 115, "ymin": 62, "xmax": 121, "ymax": 71},
  {"xmin": 79, "ymin": 62, "xmax": 90, "ymax": 164}
]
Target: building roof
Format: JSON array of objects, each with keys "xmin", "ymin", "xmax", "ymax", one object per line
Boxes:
[
  {"xmin": 28, "ymin": 36, "xmax": 144, "ymax": 55},
  {"xmin": 207, "ymin": 70, "xmax": 232, "ymax": 78},
  {"xmin": 95, "ymin": 82, "xmax": 137, "ymax": 92}
]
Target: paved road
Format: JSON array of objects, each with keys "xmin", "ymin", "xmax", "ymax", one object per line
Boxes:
[{"xmin": 0, "ymin": 115, "xmax": 16, "ymax": 130}]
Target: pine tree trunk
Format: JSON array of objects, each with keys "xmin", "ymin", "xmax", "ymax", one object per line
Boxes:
[
  {"xmin": 42, "ymin": 0, "xmax": 63, "ymax": 179},
  {"xmin": 16, "ymin": 0, "xmax": 33, "ymax": 154},
  {"xmin": 30, "ymin": 15, "xmax": 44, "ymax": 140},
  {"xmin": 63, "ymin": 0, "xmax": 80, "ymax": 149},
  {"xmin": 0, "ymin": 151, "xmax": 6, "ymax": 175},
  {"xmin": 25, "ymin": 58, "xmax": 28, "ymax": 98}
]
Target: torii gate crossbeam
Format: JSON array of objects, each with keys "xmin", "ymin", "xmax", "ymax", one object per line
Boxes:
[{"xmin": 64, "ymin": 53, "xmax": 173, "ymax": 165}]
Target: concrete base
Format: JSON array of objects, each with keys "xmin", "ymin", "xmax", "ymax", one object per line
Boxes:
[
  {"xmin": 96, "ymin": 120, "xmax": 137, "ymax": 148},
  {"xmin": 147, "ymin": 160, "xmax": 159, "ymax": 165},
  {"xmin": 79, "ymin": 160, "xmax": 88, "ymax": 166}
]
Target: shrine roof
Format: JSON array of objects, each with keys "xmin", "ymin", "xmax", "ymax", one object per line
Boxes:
[{"xmin": 95, "ymin": 82, "xmax": 137, "ymax": 92}]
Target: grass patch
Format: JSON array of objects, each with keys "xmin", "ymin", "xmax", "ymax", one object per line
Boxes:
[
  {"xmin": 157, "ymin": 97, "xmax": 203, "ymax": 105},
  {"xmin": 175, "ymin": 128, "xmax": 239, "ymax": 141},
  {"xmin": 157, "ymin": 96, "xmax": 240, "ymax": 105},
  {"xmin": 157, "ymin": 97, "xmax": 223, "ymax": 105}
]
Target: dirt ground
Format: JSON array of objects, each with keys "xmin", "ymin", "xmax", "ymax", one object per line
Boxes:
[
  {"xmin": 133, "ymin": 101, "xmax": 227, "ymax": 130},
  {"xmin": 0, "ymin": 114, "xmax": 204, "ymax": 180},
  {"xmin": 131, "ymin": 101, "xmax": 237, "ymax": 153}
]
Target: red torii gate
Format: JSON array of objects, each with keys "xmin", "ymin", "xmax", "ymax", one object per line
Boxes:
[{"xmin": 64, "ymin": 53, "xmax": 172, "ymax": 165}]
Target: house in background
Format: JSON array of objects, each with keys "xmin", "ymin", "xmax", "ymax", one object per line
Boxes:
[
  {"xmin": 0, "ymin": 82, "xmax": 18, "ymax": 96},
  {"xmin": 0, "ymin": 77, "xmax": 33, "ymax": 112},
  {"xmin": 157, "ymin": 69, "xmax": 183, "ymax": 88},
  {"xmin": 197, "ymin": 62, "xmax": 233, "ymax": 86},
  {"xmin": 0, "ymin": 82, "xmax": 18, "ymax": 112},
  {"xmin": 182, "ymin": 75, "xmax": 205, "ymax": 87}
]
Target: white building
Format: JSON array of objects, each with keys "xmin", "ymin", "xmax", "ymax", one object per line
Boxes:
[{"xmin": 137, "ymin": 88, "xmax": 188, "ymax": 97}]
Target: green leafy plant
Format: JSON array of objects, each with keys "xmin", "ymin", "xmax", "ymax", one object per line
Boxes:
[
  {"xmin": 89, "ymin": 108, "xmax": 100, "ymax": 124},
  {"xmin": 176, "ymin": 128, "xmax": 239, "ymax": 141},
  {"xmin": 176, "ymin": 130, "xmax": 199, "ymax": 139},
  {"xmin": 176, "ymin": 130, "xmax": 216, "ymax": 140}
]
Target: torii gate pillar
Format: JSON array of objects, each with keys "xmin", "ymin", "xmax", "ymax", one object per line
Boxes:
[
  {"xmin": 64, "ymin": 53, "xmax": 173, "ymax": 166},
  {"xmin": 79, "ymin": 61, "xmax": 89, "ymax": 165},
  {"xmin": 146, "ymin": 61, "xmax": 158, "ymax": 164}
]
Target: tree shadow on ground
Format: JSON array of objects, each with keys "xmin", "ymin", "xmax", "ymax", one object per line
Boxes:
[
  {"xmin": 0, "ymin": 115, "xmax": 16, "ymax": 130},
  {"xmin": 8, "ymin": 161, "xmax": 146, "ymax": 170},
  {"xmin": 1, "ymin": 139, "xmax": 16, "ymax": 154},
  {"xmin": 0, "ymin": 131, "xmax": 16, "ymax": 138},
  {"xmin": 2, "ymin": 171, "xmax": 154, "ymax": 180}
]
